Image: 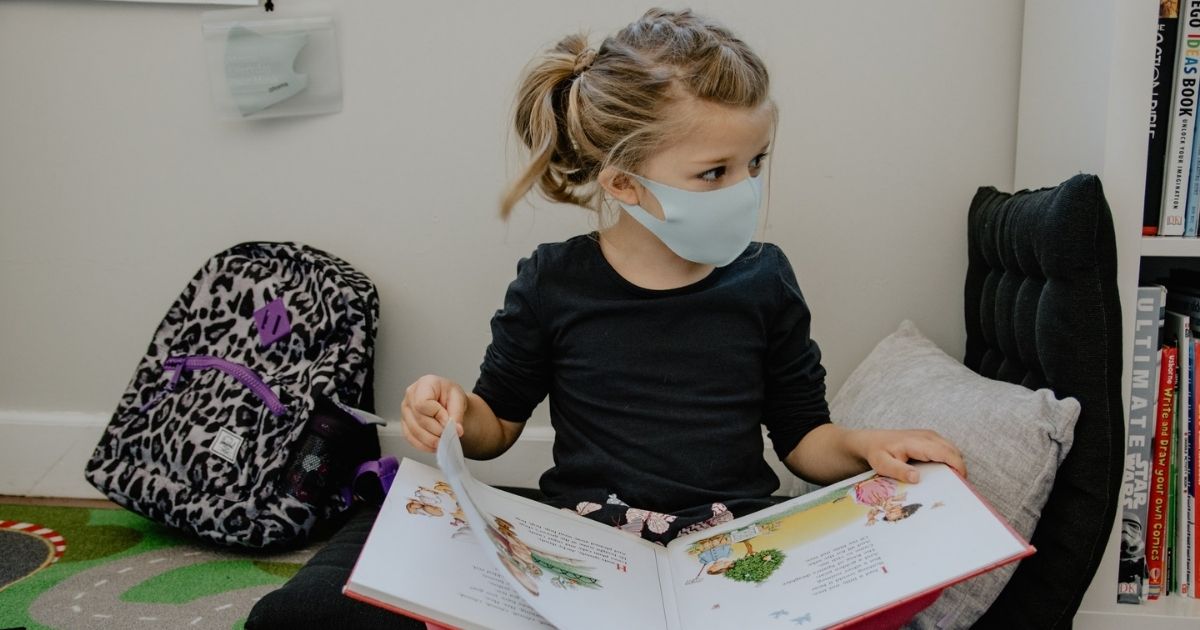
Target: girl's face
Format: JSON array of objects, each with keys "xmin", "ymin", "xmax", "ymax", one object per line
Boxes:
[{"xmin": 621, "ymin": 98, "xmax": 775, "ymax": 220}]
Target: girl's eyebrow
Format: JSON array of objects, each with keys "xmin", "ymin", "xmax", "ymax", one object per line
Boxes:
[{"xmin": 690, "ymin": 142, "xmax": 772, "ymax": 165}]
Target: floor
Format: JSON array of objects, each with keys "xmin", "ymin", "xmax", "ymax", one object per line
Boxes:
[{"xmin": 0, "ymin": 495, "xmax": 119, "ymax": 509}]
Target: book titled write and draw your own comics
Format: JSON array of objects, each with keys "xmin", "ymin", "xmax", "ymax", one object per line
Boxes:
[{"xmin": 343, "ymin": 423, "xmax": 1034, "ymax": 630}]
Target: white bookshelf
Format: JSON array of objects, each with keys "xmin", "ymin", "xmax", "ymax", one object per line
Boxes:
[
  {"xmin": 1143, "ymin": 237, "xmax": 1200, "ymax": 258},
  {"xmin": 1016, "ymin": 0, "xmax": 1200, "ymax": 627}
]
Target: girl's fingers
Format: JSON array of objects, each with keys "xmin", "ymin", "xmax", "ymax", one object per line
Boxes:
[
  {"xmin": 402, "ymin": 376, "xmax": 468, "ymax": 451},
  {"xmin": 868, "ymin": 451, "xmax": 920, "ymax": 483},
  {"xmin": 401, "ymin": 397, "xmax": 442, "ymax": 452},
  {"xmin": 401, "ymin": 419, "xmax": 434, "ymax": 453},
  {"xmin": 896, "ymin": 437, "xmax": 967, "ymax": 480},
  {"xmin": 916, "ymin": 439, "xmax": 967, "ymax": 479},
  {"xmin": 400, "ymin": 406, "xmax": 437, "ymax": 453},
  {"xmin": 415, "ymin": 399, "xmax": 449, "ymax": 423},
  {"xmin": 445, "ymin": 387, "xmax": 468, "ymax": 436}
]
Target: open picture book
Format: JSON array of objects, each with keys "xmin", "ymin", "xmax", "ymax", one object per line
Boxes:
[{"xmin": 343, "ymin": 423, "xmax": 1034, "ymax": 629}]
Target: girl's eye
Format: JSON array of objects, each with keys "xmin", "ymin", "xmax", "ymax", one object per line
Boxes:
[
  {"xmin": 699, "ymin": 166, "xmax": 725, "ymax": 182},
  {"xmin": 698, "ymin": 153, "xmax": 770, "ymax": 182}
]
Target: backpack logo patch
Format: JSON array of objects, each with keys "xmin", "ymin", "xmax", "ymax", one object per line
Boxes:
[
  {"xmin": 254, "ymin": 297, "xmax": 292, "ymax": 346},
  {"xmin": 212, "ymin": 428, "xmax": 245, "ymax": 463}
]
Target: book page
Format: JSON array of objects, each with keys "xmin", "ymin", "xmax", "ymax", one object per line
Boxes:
[
  {"xmin": 436, "ymin": 422, "xmax": 672, "ymax": 630},
  {"xmin": 343, "ymin": 458, "xmax": 554, "ymax": 630},
  {"xmin": 664, "ymin": 463, "xmax": 1032, "ymax": 629}
]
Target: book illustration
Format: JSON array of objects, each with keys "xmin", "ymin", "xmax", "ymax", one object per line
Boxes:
[
  {"xmin": 685, "ymin": 523, "xmax": 784, "ymax": 585},
  {"xmin": 849, "ymin": 477, "xmax": 922, "ymax": 526},
  {"xmin": 767, "ymin": 610, "xmax": 812, "ymax": 625},
  {"xmin": 483, "ymin": 512, "xmax": 602, "ymax": 596},
  {"xmin": 682, "ymin": 475, "xmax": 941, "ymax": 593},
  {"xmin": 403, "ymin": 481, "xmax": 472, "ymax": 540},
  {"xmin": 404, "ymin": 478, "xmax": 606, "ymax": 596}
]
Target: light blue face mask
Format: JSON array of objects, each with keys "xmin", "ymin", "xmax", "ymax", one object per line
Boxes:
[
  {"xmin": 224, "ymin": 26, "xmax": 309, "ymax": 117},
  {"xmin": 617, "ymin": 172, "xmax": 764, "ymax": 267}
]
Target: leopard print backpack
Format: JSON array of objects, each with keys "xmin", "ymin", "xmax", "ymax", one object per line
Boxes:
[{"xmin": 85, "ymin": 242, "xmax": 385, "ymax": 548}]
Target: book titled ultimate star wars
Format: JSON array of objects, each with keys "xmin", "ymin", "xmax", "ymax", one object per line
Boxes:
[{"xmin": 343, "ymin": 424, "xmax": 1033, "ymax": 630}]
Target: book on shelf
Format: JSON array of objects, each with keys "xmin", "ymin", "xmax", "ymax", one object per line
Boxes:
[
  {"xmin": 1147, "ymin": 0, "xmax": 1183, "ymax": 235},
  {"xmin": 1149, "ymin": 343, "xmax": 1178, "ymax": 599},
  {"xmin": 1121, "ymin": 285, "xmax": 1168, "ymax": 603},
  {"xmin": 1164, "ymin": 275, "xmax": 1200, "ymax": 598},
  {"xmin": 1159, "ymin": 0, "xmax": 1200, "ymax": 236},
  {"xmin": 343, "ymin": 423, "xmax": 1034, "ymax": 630},
  {"xmin": 1167, "ymin": 311, "xmax": 1191, "ymax": 596},
  {"xmin": 1193, "ymin": 337, "xmax": 1200, "ymax": 598},
  {"xmin": 1182, "ymin": 333, "xmax": 1196, "ymax": 596}
]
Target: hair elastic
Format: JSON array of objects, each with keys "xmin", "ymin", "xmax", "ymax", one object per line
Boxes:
[{"xmin": 572, "ymin": 48, "xmax": 597, "ymax": 77}]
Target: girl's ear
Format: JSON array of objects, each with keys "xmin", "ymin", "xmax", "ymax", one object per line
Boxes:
[{"xmin": 597, "ymin": 166, "xmax": 641, "ymax": 205}]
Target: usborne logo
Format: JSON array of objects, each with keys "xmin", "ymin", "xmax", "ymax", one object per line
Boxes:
[
  {"xmin": 253, "ymin": 297, "xmax": 292, "ymax": 347},
  {"xmin": 211, "ymin": 428, "xmax": 245, "ymax": 464}
]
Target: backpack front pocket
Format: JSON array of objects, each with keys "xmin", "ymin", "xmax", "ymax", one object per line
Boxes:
[{"xmin": 144, "ymin": 355, "xmax": 295, "ymax": 502}]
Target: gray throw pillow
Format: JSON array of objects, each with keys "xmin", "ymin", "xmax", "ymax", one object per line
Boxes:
[{"xmin": 829, "ymin": 320, "xmax": 1080, "ymax": 629}]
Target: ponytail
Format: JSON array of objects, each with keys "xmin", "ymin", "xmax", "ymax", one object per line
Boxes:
[{"xmin": 500, "ymin": 33, "xmax": 599, "ymax": 219}]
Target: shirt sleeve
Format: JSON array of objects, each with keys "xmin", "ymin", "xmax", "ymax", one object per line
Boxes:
[
  {"xmin": 472, "ymin": 250, "xmax": 551, "ymax": 422},
  {"xmin": 762, "ymin": 246, "xmax": 832, "ymax": 460}
]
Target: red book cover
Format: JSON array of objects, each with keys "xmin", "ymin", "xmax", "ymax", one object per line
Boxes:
[{"xmin": 1148, "ymin": 344, "xmax": 1178, "ymax": 599}]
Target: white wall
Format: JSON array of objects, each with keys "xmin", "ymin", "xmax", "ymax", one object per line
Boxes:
[{"xmin": 0, "ymin": 0, "xmax": 1025, "ymax": 495}]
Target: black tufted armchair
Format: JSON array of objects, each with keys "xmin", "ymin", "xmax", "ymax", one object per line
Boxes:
[{"xmin": 963, "ymin": 174, "xmax": 1123, "ymax": 629}]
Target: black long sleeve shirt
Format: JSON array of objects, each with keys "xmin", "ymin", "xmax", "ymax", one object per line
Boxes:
[{"xmin": 473, "ymin": 234, "xmax": 830, "ymax": 524}]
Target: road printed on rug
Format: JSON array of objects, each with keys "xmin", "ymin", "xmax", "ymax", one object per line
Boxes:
[
  {"xmin": 0, "ymin": 504, "xmax": 317, "ymax": 630},
  {"xmin": 28, "ymin": 545, "xmax": 313, "ymax": 629}
]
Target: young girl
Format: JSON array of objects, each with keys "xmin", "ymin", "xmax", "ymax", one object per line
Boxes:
[{"xmin": 401, "ymin": 7, "xmax": 965, "ymax": 546}]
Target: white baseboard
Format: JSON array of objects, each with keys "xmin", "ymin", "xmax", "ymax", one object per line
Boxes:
[
  {"xmin": 0, "ymin": 411, "xmax": 800, "ymax": 498},
  {"xmin": 0, "ymin": 411, "xmax": 111, "ymax": 499}
]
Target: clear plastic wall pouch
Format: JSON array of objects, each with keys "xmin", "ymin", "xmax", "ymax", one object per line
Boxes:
[{"xmin": 202, "ymin": 3, "xmax": 342, "ymax": 120}]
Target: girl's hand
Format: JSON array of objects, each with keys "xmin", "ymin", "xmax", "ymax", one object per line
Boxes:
[
  {"xmin": 401, "ymin": 374, "xmax": 467, "ymax": 453},
  {"xmin": 846, "ymin": 428, "xmax": 966, "ymax": 483}
]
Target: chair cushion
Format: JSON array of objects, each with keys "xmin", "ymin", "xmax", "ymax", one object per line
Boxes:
[{"xmin": 831, "ymin": 319, "xmax": 1080, "ymax": 628}]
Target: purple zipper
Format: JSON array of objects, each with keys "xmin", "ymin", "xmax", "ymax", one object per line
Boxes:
[{"xmin": 155, "ymin": 355, "xmax": 288, "ymax": 416}]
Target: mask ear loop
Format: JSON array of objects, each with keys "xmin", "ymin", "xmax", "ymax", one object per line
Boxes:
[{"xmin": 618, "ymin": 172, "xmax": 667, "ymax": 223}]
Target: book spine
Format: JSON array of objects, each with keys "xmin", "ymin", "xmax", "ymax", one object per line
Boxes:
[
  {"xmin": 1171, "ymin": 386, "xmax": 1180, "ymax": 592},
  {"xmin": 1151, "ymin": 3, "xmax": 1184, "ymax": 236},
  {"xmin": 1121, "ymin": 287, "xmax": 1168, "ymax": 603},
  {"xmin": 1166, "ymin": 312, "xmax": 1193, "ymax": 595},
  {"xmin": 1148, "ymin": 344, "xmax": 1178, "ymax": 599},
  {"xmin": 1161, "ymin": 0, "xmax": 1200, "ymax": 236},
  {"xmin": 1194, "ymin": 338, "xmax": 1200, "ymax": 598},
  {"xmin": 1184, "ymin": 340, "xmax": 1196, "ymax": 596},
  {"xmin": 1188, "ymin": 117, "xmax": 1200, "ymax": 235},
  {"xmin": 1169, "ymin": 312, "xmax": 1189, "ymax": 595}
]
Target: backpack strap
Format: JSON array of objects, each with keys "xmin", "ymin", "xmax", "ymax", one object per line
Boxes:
[{"xmin": 349, "ymin": 456, "xmax": 399, "ymax": 505}]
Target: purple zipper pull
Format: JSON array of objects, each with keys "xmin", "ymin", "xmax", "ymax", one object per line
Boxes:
[
  {"xmin": 138, "ymin": 357, "xmax": 185, "ymax": 413},
  {"xmin": 163, "ymin": 357, "xmax": 186, "ymax": 389}
]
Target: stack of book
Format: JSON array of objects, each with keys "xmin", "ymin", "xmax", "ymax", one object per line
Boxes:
[
  {"xmin": 1119, "ymin": 272, "xmax": 1200, "ymax": 604},
  {"xmin": 1145, "ymin": 0, "xmax": 1200, "ymax": 237}
]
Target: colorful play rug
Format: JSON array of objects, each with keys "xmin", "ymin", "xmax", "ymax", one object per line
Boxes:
[{"xmin": 0, "ymin": 501, "xmax": 318, "ymax": 630}]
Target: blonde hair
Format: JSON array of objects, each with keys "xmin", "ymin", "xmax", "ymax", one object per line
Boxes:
[{"xmin": 500, "ymin": 8, "xmax": 774, "ymax": 219}]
